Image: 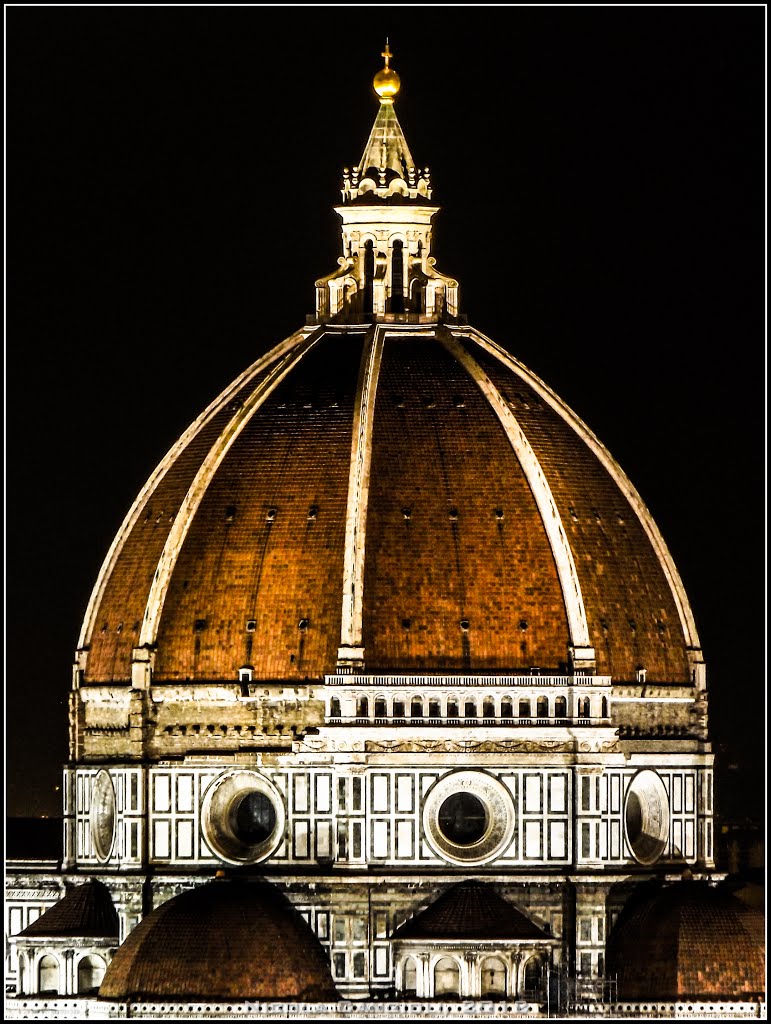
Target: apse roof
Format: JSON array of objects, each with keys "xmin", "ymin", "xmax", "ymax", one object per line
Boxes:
[
  {"xmin": 98, "ymin": 878, "xmax": 337, "ymax": 1001},
  {"xmin": 607, "ymin": 879, "xmax": 766, "ymax": 1000},
  {"xmin": 393, "ymin": 880, "xmax": 553, "ymax": 941},
  {"xmin": 20, "ymin": 879, "xmax": 119, "ymax": 939}
]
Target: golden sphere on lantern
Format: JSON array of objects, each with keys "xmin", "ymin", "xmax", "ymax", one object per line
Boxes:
[
  {"xmin": 373, "ymin": 41, "xmax": 400, "ymax": 100},
  {"xmin": 373, "ymin": 65, "xmax": 401, "ymax": 99}
]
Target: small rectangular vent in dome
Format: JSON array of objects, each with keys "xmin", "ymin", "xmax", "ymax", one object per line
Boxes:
[
  {"xmin": 225, "ymin": 505, "xmax": 237, "ymax": 523},
  {"xmin": 193, "ymin": 619, "xmax": 207, "ymax": 633}
]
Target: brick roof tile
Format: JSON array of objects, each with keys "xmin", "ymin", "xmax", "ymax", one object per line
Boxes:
[{"xmin": 393, "ymin": 880, "xmax": 551, "ymax": 941}]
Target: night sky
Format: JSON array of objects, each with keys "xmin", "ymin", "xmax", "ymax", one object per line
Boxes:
[{"xmin": 6, "ymin": 8, "xmax": 765, "ymax": 821}]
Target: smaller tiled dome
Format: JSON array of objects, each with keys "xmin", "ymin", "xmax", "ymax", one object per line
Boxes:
[
  {"xmin": 99, "ymin": 878, "xmax": 337, "ymax": 1001},
  {"xmin": 607, "ymin": 879, "xmax": 765, "ymax": 1000},
  {"xmin": 393, "ymin": 880, "xmax": 550, "ymax": 940},
  {"xmin": 20, "ymin": 879, "xmax": 118, "ymax": 938}
]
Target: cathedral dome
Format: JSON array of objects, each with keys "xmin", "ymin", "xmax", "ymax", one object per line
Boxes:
[
  {"xmin": 98, "ymin": 878, "xmax": 337, "ymax": 1001},
  {"xmin": 606, "ymin": 879, "xmax": 765, "ymax": 1000},
  {"xmin": 78, "ymin": 324, "xmax": 700, "ymax": 687},
  {"xmin": 75, "ymin": 46, "xmax": 702, "ymax": 694}
]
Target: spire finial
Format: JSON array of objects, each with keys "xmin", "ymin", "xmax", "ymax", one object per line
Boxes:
[{"xmin": 373, "ymin": 39, "xmax": 400, "ymax": 102}]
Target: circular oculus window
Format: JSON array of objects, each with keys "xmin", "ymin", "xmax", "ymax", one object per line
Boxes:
[
  {"xmin": 90, "ymin": 770, "xmax": 117, "ymax": 863},
  {"xmin": 201, "ymin": 770, "xmax": 284, "ymax": 865},
  {"xmin": 423, "ymin": 770, "xmax": 514, "ymax": 864},
  {"xmin": 624, "ymin": 769, "xmax": 670, "ymax": 865}
]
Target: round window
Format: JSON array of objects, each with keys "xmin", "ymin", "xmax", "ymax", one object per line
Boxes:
[
  {"xmin": 232, "ymin": 790, "xmax": 276, "ymax": 844},
  {"xmin": 438, "ymin": 792, "xmax": 488, "ymax": 846},
  {"xmin": 90, "ymin": 770, "xmax": 116, "ymax": 862},
  {"xmin": 423, "ymin": 770, "xmax": 514, "ymax": 865},
  {"xmin": 624, "ymin": 769, "xmax": 670, "ymax": 865},
  {"xmin": 202, "ymin": 771, "xmax": 284, "ymax": 865}
]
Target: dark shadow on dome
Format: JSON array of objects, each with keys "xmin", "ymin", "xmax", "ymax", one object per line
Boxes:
[
  {"xmin": 607, "ymin": 877, "xmax": 765, "ymax": 1001},
  {"xmin": 98, "ymin": 876, "xmax": 338, "ymax": 1002}
]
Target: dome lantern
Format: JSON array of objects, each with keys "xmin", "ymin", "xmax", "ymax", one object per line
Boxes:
[{"xmin": 318, "ymin": 44, "xmax": 458, "ymax": 322}]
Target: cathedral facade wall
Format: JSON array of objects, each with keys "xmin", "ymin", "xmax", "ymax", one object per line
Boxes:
[{"xmin": 64, "ymin": 756, "xmax": 714, "ymax": 872}]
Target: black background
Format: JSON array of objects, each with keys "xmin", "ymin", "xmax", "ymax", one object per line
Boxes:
[{"xmin": 6, "ymin": 7, "xmax": 765, "ymax": 822}]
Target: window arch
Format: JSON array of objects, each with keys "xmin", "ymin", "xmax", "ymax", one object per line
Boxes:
[
  {"xmin": 356, "ymin": 695, "xmax": 369, "ymax": 719},
  {"xmin": 536, "ymin": 696, "xmax": 549, "ymax": 720},
  {"xmin": 410, "ymin": 278, "xmax": 426, "ymax": 314},
  {"xmin": 481, "ymin": 956, "xmax": 507, "ymax": 997},
  {"xmin": 374, "ymin": 696, "xmax": 387, "ymax": 719},
  {"xmin": 434, "ymin": 956, "xmax": 460, "ymax": 996},
  {"xmin": 601, "ymin": 696, "xmax": 609, "ymax": 718},
  {"xmin": 402, "ymin": 956, "xmax": 418, "ymax": 996},
  {"xmin": 500, "ymin": 696, "xmax": 513, "ymax": 719},
  {"xmin": 393, "ymin": 698, "xmax": 405, "ymax": 719},
  {"xmin": 77, "ymin": 953, "xmax": 106, "ymax": 994},
  {"xmin": 483, "ymin": 697, "xmax": 496, "ymax": 720},
  {"xmin": 464, "ymin": 699, "xmax": 477, "ymax": 720},
  {"xmin": 578, "ymin": 696, "xmax": 591, "ymax": 719},
  {"xmin": 38, "ymin": 954, "xmax": 59, "ymax": 995},
  {"xmin": 519, "ymin": 698, "xmax": 531, "ymax": 720},
  {"xmin": 524, "ymin": 956, "xmax": 544, "ymax": 996},
  {"xmin": 390, "ymin": 239, "xmax": 405, "ymax": 313},
  {"xmin": 362, "ymin": 239, "xmax": 374, "ymax": 315},
  {"xmin": 554, "ymin": 695, "xmax": 567, "ymax": 718},
  {"xmin": 410, "ymin": 696, "xmax": 424, "ymax": 719},
  {"xmin": 329, "ymin": 697, "xmax": 341, "ymax": 719},
  {"xmin": 446, "ymin": 696, "xmax": 459, "ymax": 719}
]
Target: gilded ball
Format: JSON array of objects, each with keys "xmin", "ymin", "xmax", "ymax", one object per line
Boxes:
[{"xmin": 373, "ymin": 67, "xmax": 401, "ymax": 99}]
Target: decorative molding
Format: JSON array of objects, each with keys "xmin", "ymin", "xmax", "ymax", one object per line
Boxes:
[{"xmin": 364, "ymin": 739, "xmax": 577, "ymax": 754}]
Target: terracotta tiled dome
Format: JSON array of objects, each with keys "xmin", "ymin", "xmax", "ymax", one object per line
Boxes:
[
  {"xmin": 606, "ymin": 879, "xmax": 765, "ymax": 1000},
  {"xmin": 98, "ymin": 878, "xmax": 337, "ymax": 1001},
  {"xmin": 78, "ymin": 327, "xmax": 700, "ymax": 686}
]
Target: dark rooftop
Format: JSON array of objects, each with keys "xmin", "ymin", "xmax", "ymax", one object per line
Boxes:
[
  {"xmin": 393, "ymin": 880, "xmax": 552, "ymax": 941},
  {"xmin": 20, "ymin": 879, "xmax": 119, "ymax": 938}
]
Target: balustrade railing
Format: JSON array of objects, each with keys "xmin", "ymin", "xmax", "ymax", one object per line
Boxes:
[
  {"xmin": 327, "ymin": 673, "xmax": 611, "ymax": 687},
  {"xmin": 325, "ymin": 714, "xmax": 603, "ymax": 727}
]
